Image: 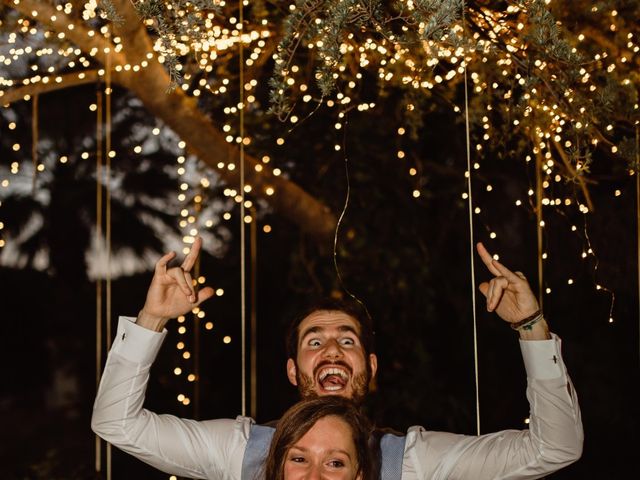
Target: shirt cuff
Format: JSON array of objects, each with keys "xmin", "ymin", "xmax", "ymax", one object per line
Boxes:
[
  {"xmin": 519, "ymin": 333, "xmax": 564, "ymax": 380},
  {"xmin": 110, "ymin": 316, "xmax": 167, "ymax": 365}
]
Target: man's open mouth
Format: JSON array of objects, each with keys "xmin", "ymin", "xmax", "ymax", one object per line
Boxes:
[{"xmin": 316, "ymin": 366, "xmax": 349, "ymax": 391}]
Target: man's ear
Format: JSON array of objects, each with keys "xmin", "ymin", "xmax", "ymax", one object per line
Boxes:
[
  {"xmin": 286, "ymin": 358, "xmax": 298, "ymax": 386},
  {"xmin": 369, "ymin": 353, "xmax": 378, "ymax": 379},
  {"xmin": 367, "ymin": 353, "xmax": 379, "ymax": 393}
]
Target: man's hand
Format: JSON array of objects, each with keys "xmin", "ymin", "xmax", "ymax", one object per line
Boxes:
[
  {"xmin": 477, "ymin": 242, "xmax": 549, "ymax": 339},
  {"xmin": 137, "ymin": 236, "xmax": 215, "ymax": 332}
]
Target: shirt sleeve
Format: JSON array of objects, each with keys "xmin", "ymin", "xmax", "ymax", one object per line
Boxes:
[
  {"xmin": 404, "ymin": 334, "xmax": 583, "ymax": 480},
  {"xmin": 91, "ymin": 316, "xmax": 251, "ymax": 479}
]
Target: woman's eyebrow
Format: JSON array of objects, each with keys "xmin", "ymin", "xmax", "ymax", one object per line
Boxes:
[
  {"xmin": 288, "ymin": 445, "xmax": 308, "ymax": 453},
  {"xmin": 328, "ymin": 449, "xmax": 353, "ymax": 459},
  {"xmin": 289, "ymin": 445, "xmax": 353, "ymax": 458}
]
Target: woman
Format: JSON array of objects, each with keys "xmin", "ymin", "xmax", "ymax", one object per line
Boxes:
[{"xmin": 264, "ymin": 396, "xmax": 377, "ymax": 480}]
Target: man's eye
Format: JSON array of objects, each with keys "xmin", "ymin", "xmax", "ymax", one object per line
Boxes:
[
  {"xmin": 308, "ymin": 339, "xmax": 321, "ymax": 347},
  {"xmin": 340, "ymin": 338, "xmax": 355, "ymax": 346},
  {"xmin": 290, "ymin": 456, "xmax": 306, "ymax": 463},
  {"xmin": 328, "ymin": 459, "xmax": 345, "ymax": 468}
]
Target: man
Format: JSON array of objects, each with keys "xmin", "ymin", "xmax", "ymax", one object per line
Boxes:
[{"xmin": 92, "ymin": 237, "xmax": 583, "ymax": 479}]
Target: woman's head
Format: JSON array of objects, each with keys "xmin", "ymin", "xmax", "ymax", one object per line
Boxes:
[{"xmin": 264, "ymin": 396, "xmax": 375, "ymax": 480}]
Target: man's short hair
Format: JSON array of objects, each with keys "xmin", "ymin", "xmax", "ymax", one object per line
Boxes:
[{"xmin": 285, "ymin": 296, "xmax": 376, "ymax": 360}]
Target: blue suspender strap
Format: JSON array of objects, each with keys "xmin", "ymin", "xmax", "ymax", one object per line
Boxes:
[
  {"xmin": 241, "ymin": 424, "xmax": 275, "ymax": 480},
  {"xmin": 380, "ymin": 432, "xmax": 406, "ymax": 480}
]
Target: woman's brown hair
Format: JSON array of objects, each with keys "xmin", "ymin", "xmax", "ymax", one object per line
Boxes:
[{"xmin": 263, "ymin": 396, "xmax": 377, "ymax": 480}]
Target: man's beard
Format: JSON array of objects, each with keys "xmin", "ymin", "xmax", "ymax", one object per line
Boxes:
[{"xmin": 296, "ymin": 363, "xmax": 371, "ymax": 405}]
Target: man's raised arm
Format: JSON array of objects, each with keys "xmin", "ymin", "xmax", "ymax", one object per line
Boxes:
[
  {"xmin": 405, "ymin": 243, "xmax": 583, "ymax": 479},
  {"xmin": 91, "ymin": 238, "xmax": 250, "ymax": 479}
]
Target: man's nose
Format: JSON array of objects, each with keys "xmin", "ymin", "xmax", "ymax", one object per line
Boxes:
[{"xmin": 322, "ymin": 338, "xmax": 343, "ymax": 358}]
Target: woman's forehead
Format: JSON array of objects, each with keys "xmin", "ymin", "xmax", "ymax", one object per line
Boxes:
[{"xmin": 296, "ymin": 415, "xmax": 356, "ymax": 451}]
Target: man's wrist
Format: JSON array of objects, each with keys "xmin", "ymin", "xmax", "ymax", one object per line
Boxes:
[
  {"xmin": 136, "ymin": 309, "xmax": 168, "ymax": 332},
  {"xmin": 518, "ymin": 317, "xmax": 551, "ymax": 340}
]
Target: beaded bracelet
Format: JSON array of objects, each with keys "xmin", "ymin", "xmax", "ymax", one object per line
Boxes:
[{"xmin": 510, "ymin": 309, "xmax": 543, "ymax": 331}]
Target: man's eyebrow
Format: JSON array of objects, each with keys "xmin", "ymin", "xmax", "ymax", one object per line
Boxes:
[{"xmin": 299, "ymin": 324, "xmax": 359, "ymax": 341}]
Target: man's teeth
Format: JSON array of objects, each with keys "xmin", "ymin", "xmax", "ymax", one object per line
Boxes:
[
  {"xmin": 323, "ymin": 384, "xmax": 343, "ymax": 391},
  {"xmin": 319, "ymin": 367, "xmax": 348, "ymax": 381}
]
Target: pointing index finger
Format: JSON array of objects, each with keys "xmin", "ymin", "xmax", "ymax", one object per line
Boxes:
[
  {"xmin": 181, "ymin": 236, "xmax": 202, "ymax": 272},
  {"xmin": 476, "ymin": 242, "xmax": 501, "ymax": 277}
]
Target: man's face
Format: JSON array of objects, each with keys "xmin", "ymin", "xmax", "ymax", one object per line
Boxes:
[{"xmin": 286, "ymin": 310, "xmax": 377, "ymax": 403}]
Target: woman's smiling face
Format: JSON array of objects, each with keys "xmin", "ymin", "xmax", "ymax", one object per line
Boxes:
[{"xmin": 283, "ymin": 415, "xmax": 362, "ymax": 480}]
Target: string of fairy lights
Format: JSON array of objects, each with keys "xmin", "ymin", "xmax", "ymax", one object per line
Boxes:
[
  {"xmin": 0, "ymin": 2, "xmax": 634, "ymax": 388},
  {"xmin": 171, "ymin": 143, "xmax": 230, "ymax": 412},
  {"xmin": 0, "ymin": 4, "xmax": 633, "ymax": 298}
]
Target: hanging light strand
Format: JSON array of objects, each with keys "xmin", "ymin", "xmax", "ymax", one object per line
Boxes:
[
  {"xmin": 332, "ymin": 111, "xmax": 373, "ymax": 322},
  {"xmin": 636, "ymin": 126, "xmax": 639, "ymax": 368},
  {"xmin": 535, "ymin": 148, "xmax": 544, "ymax": 311},
  {"xmin": 94, "ymin": 83, "xmax": 103, "ymax": 475},
  {"xmin": 238, "ymin": 0, "xmax": 247, "ymax": 418},
  {"xmin": 104, "ymin": 42, "xmax": 113, "ymax": 480},
  {"xmin": 31, "ymin": 94, "xmax": 38, "ymax": 196},
  {"xmin": 105, "ymin": 45, "xmax": 113, "ymax": 353},
  {"xmin": 461, "ymin": 4, "xmax": 481, "ymax": 437}
]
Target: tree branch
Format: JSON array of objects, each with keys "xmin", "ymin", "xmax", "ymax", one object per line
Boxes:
[
  {"xmin": 109, "ymin": 0, "xmax": 157, "ymax": 65},
  {"xmin": 0, "ymin": 70, "xmax": 117, "ymax": 106},
  {"xmin": 552, "ymin": 140, "xmax": 595, "ymax": 212}
]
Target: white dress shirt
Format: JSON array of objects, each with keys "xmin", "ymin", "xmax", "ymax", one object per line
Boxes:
[{"xmin": 92, "ymin": 316, "xmax": 583, "ymax": 479}]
